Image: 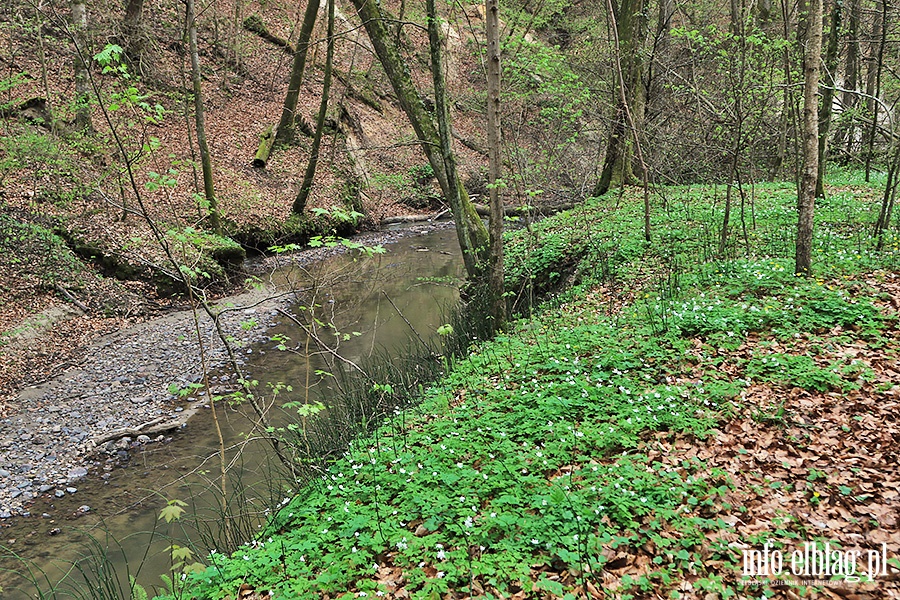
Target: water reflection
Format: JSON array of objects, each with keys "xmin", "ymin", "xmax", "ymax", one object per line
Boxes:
[{"xmin": 0, "ymin": 227, "xmax": 463, "ymax": 598}]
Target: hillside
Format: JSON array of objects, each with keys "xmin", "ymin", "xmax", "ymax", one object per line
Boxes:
[{"xmin": 0, "ymin": 0, "xmax": 596, "ymax": 410}]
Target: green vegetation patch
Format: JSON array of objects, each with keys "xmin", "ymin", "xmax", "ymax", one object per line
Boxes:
[{"xmin": 160, "ymin": 173, "xmax": 898, "ymax": 599}]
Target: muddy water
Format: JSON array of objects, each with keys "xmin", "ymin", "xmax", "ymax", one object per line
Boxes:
[{"xmin": 0, "ymin": 227, "xmax": 464, "ymax": 598}]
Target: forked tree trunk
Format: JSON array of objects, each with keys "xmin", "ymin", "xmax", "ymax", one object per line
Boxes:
[
  {"xmin": 426, "ymin": 0, "xmax": 482, "ymax": 278},
  {"xmin": 796, "ymin": 0, "xmax": 822, "ymax": 277},
  {"xmin": 484, "ymin": 0, "xmax": 505, "ymax": 329},
  {"xmin": 349, "ymin": 0, "xmax": 488, "ymax": 277},
  {"xmin": 293, "ymin": 0, "xmax": 334, "ymax": 215},
  {"xmin": 276, "ymin": 0, "xmax": 320, "ymax": 145},
  {"xmin": 71, "ymin": 0, "xmax": 92, "ymax": 131},
  {"xmin": 187, "ymin": 0, "xmax": 222, "ymax": 235}
]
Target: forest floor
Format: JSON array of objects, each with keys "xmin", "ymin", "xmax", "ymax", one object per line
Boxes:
[{"xmin": 161, "ymin": 176, "xmax": 900, "ymax": 600}]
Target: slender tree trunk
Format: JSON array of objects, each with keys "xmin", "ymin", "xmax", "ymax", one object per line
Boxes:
[
  {"xmin": 426, "ymin": 0, "xmax": 481, "ymax": 277},
  {"xmin": 71, "ymin": 0, "xmax": 92, "ymax": 131},
  {"xmin": 796, "ymin": 0, "xmax": 822, "ymax": 277},
  {"xmin": 816, "ymin": 0, "xmax": 840, "ymax": 198},
  {"xmin": 485, "ymin": 0, "xmax": 505, "ymax": 329},
  {"xmin": 874, "ymin": 141, "xmax": 900, "ymax": 248},
  {"xmin": 864, "ymin": 0, "xmax": 885, "ymax": 181},
  {"xmin": 350, "ymin": 0, "xmax": 488, "ymax": 277},
  {"xmin": 276, "ymin": 0, "xmax": 321, "ymax": 145},
  {"xmin": 293, "ymin": 0, "xmax": 334, "ymax": 215},
  {"xmin": 187, "ymin": 0, "xmax": 222, "ymax": 235},
  {"xmin": 836, "ymin": 0, "xmax": 860, "ymax": 158},
  {"xmin": 36, "ymin": 0, "xmax": 55, "ymax": 131}
]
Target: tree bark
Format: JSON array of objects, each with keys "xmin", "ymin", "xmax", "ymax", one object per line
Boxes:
[
  {"xmin": 485, "ymin": 0, "xmax": 505, "ymax": 329},
  {"xmin": 275, "ymin": 0, "xmax": 320, "ymax": 145},
  {"xmin": 594, "ymin": 0, "xmax": 646, "ymax": 197},
  {"xmin": 293, "ymin": 0, "xmax": 334, "ymax": 215},
  {"xmin": 71, "ymin": 0, "xmax": 92, "ymax": 132},
  {"xmin": 187, "ymin": 0, "xmax": 222, "ymax": 235},
  {"xmin": 349, "ymin": 0, "xmax": 488, "ymax": 277},
  {"xmin": 835, "ymin": 0, "xmax": 859, "ymax": 158},
  {"xmin": 122, "ymin": 0, "xmax": 147, "ymax": 75},
  {"xmin": 796, "ymin": 0, "xmax": 822, "ymax": 277},
  {"xmin": 864, "ymin": 0, "xmax": 885, "ymax": 181}
]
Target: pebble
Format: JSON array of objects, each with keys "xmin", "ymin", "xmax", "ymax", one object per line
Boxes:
[
  {"xmin": 0, "ymin": 276, "xmax": 284, "ymax": 517},
  {"xmin": 0, "ymin": 224, "xmax": 440, "ymax": 517}
]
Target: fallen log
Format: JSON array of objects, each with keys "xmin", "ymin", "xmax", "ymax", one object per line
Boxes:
[
  {"xmin": 88, "ymin": 415, "xmax": 177, "ymax": 447},
  {"xmin": 243, "ymin": 15, "xmax": 294, "ymax": 54},
  {"xmin": 54, "ymin": 283, "xmax": 89, "ymax": 313},
  {"xmin": 380, "ymin": 208, "xmax": 451, "ymax": 226},
  {"xmin": 252, "ymin": 124, "xmax": 276, "ymax": 168},
  {"xmin": 472, "ymin": 202, "xmax": 575, "ymax": 217}
]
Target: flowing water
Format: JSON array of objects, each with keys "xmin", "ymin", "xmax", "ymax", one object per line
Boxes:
[{"xmin": 0, "ymin": 226, "xmax": 464, "ymax": 598}]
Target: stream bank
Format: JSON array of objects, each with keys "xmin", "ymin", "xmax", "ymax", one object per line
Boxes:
[{"xmin": 0, "ymin": 222, "xmax": 453, "ymax": 519}]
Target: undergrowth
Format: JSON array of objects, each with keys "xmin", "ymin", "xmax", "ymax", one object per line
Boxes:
[{"xmin": 148, "ymin": 171, "xmax": 899, "ymax": 598}]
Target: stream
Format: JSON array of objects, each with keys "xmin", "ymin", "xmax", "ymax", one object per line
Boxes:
[{"xmin": 0, "ymin": 226, "xmax": 464, "ymax": 598}]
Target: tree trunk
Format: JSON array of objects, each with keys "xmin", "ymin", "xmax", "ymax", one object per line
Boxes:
[
  {"xmin": 293, "ymin": 0, "xmax": 334, "ymax": 215},
  {"xmin": 426, "ymin": 0, "xmax": 483, "ymax": 278},
  {"xmin": 275, "ymin": 0, "xmax": 320, "ymax": 145},
  {"xmin": 349, "ymin": 0, "xmax": 488, "ymax": 277},
  {"xmin": 796, "ymin": 0, "xmax": 822, "ymax": 277},
  {"xmin": 485, "ymin": 0, "xmax": 505, "ymax": 329},
  {"xmin": 835, "ymin": 0, "xmax": 859, "ymax": 158},
  {"xmin": 864, "ymin": 0, "xmax": 885, "ymax": 181},
  {"xmin": 815, "ymin": 0, "xmax": 840, "ymax": 198},
  {"xmin": 594, "ymin": 0, "xmax": 646, "ymax": 197},
  {"xmin": 71, "ymin": 0, "xmax": 92, "ymax": 132},
  {"xmin": 122, "ymin": 0, "xmax": 146, "ymax": 75},
  {"xmin": 36, "ymin": 1, "xmax": 55, "ymax": 131},
  {"xmin": 187, "ymin": 0, "xmax": 222, "ymax": 235}
]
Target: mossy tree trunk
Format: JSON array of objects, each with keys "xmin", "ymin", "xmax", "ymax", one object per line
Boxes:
[
  {"xmin": 593, "ymin": 0, "xmax": 646, "ymax": 197},
  {"xmin": 349, "ymin": 0, "xmax": 488, "ymax": 278},
  {"xmin": 293, "ymin": 0, "xmax": 334, "ymax": 215},
  {"xmin": 187, "ymin": 0, "xmax": 222, "ymax": 235},
  {"xmin": 276, "ymin": 0, "xmax": 320, "ymax": 146}
]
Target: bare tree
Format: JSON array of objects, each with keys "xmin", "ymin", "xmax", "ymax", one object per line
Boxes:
[
  {"xmin": 71, "ymin": 0, "xmax": 92, "ymax": 131},
  {"xmin": 348, "ymin": 0, "xmax": 488, "ymax": 277},
  {"xmin": 485, "ymin": 0, "xmax": 505, "ymax": 328},
  {"xmin": 293, "ymin": 0, "xmax": 333, "ymax": 215},
  {"xmin": 187, "ymin": 0, "xmax": 222, "ymax": 234},
  {"xmin": 276, "ymin": 0, "xmax": 321, "ymax": 145},
  {"xmin": 593, "ymin": 0, "xmax": 647, "ymax": 197},
  {"xmin": 796, "ymin": 0, "xmax": 823, "ymax": 276},
  {"xmin": 815, "ymin": 0, "xmax": 841, "ymax": 198}
]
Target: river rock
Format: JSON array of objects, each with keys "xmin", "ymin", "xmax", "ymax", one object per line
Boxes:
[{"xmin": 67, "ymin": 466, "xmax": 88, "ymax": 481}]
